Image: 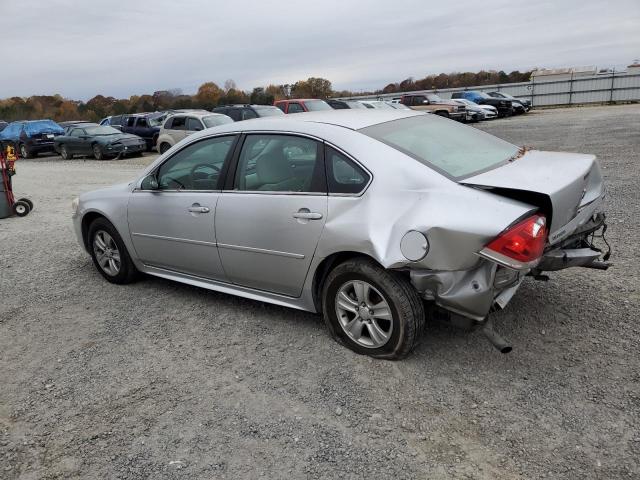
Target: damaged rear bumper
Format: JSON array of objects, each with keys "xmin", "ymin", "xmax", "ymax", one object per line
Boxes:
[{"xmin": 409, "ymin": 261, "xmax": 524, "ymax": 321}]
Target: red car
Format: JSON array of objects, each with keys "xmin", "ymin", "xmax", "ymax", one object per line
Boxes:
[{"xmin": 274, "ymin": 99, "xmax": 333, "ymax": 114}]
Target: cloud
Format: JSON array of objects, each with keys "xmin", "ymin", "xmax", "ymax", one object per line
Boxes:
[{"xmin": 2, "ymin": 0, "xmax": 639, "ymax": 100}]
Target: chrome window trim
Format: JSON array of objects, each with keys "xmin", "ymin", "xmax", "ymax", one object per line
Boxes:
[{"xmin": 216, "ymin": 130, "xmax": 373, "ymax": 198}]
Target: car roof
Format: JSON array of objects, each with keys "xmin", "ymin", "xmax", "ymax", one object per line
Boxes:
[
  {"xmin": 167, "ymin": 111, "xmax": 227, "ymax": 119},
  {"xmin": 196, "ymin": 109, "xmax": 424, "ymax": 133}
]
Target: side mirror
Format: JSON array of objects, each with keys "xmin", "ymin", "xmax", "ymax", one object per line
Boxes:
[{"xmin": 141, "ymin": 174, "xmax": 159, "ymax": 190}]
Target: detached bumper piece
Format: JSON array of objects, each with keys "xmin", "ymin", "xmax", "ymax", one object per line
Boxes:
[{"xmin": 537, "ymin": 213, "xmax": 611, "ymax": 272}]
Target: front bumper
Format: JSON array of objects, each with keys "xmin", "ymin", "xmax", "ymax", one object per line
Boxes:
[
  {"xmin": 104, "ymin": 143, "xmax": 145, "ymax": 156},
  {"xmin": 449, "ymin": 111, "xmax": 467, "ymax": 121}
]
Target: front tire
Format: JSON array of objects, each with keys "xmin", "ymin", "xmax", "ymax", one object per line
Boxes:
[
  {"xmin": 88, "ymin": 218, "xmax": 138, "ymax": 284},
  {"xmin": 159, "ymin": 142, "xmax": 171, "ymax": 154},
  {"xmin": 60, "ymin": 144, "xmax": 72, "ymax": 160},
  {"xmin": 93, "ymin": 144, "xmax": 104, "ymax": 160},
  {"xmin": 322, "ymin": 258, "xmax": 425, "ymax": 359}
]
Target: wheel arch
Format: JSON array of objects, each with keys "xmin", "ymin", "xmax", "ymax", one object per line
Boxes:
[
  {"xmin": 80, "ymin": 210, "xmax": 111, "ymax": 251},
  {"xmin": 311, "ymin": 251, "xmax": 385, "ymax": 314}
]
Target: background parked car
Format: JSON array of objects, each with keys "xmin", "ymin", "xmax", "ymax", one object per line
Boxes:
[
  {"xmin": 326, "ymin": 99, "xmax": 368, "ymax": 110},
  {"xmin": 54, "ymin": 124, "xmax": 146, "ymax": 160},
  {"xmin": 451, "ymin": 91, "xmax": 513, "ymax": 117},
  {"xmin": 119, "ymin": 112, "xmax": 169, "ymax": 151},
  {"xmin": 358, "ymin": 100, "xmax": 395, "ymax": 109},
  {"xmin": 212, "ymin": 104, "xmax": 284, "ymax": 121},
  {"xmin": 156, "ymin": 112, "xmax": 233, "ymax": 153},
  {"xmin": 0, "ymin": 119, "xmax": 64, "ymax": 158},
  {"xmin": 453, "ymin": 99, "xmax": 497, "ymax": 120},
  {"xmin": 487, "ymin": 91, "xmax": 532, "ymax": 111},
  {"xmin": 274, "ymin": 99, "xmax": 333, "ymax": 113},
  {"xmin": 99, "ymin": 115, "xmax": 125, "ymax": 130},
  {"xmin": 399, "ymin": 93, "xmax": 466, "ymax": 120}
]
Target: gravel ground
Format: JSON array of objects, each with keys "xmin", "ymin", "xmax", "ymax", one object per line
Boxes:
[{"xmin": 1, "ymin": 104, "xmax": 639, "ymax": 479}]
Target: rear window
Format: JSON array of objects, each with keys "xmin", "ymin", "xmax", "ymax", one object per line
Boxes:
[
  {"xmin": 253, "ymin": 106, "xmax": 285, "ymax": 117},
  {"xmin": 202, "ymin": 115, "xmax": 232, "ymax": 128},
  {"xmin": 304, "ymin": 100, "xmax": 332, "ymax": 111},
  {"xmin": 359, "ymin": 115, "xmax": 519, "ymax": 179},
  {"xmin": 24, "ymin": 120, "xmax": 63, "ymax": 136}
]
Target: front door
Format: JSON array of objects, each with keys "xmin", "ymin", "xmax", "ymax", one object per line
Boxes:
[
  {"xmin": 215, "ymin": 133, "xmax": 327, "ymax": 297},
  {"xmin": 127, "ymin": 135, "xmax": 237, "ymax": 280}
]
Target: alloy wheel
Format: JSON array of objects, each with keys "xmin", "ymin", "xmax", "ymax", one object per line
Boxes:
[
  {"xmin": 335, "ymin": 280, "xmax": 393, "ymax": 348},
  {"xmin": 93, "ymin": 230, "xmax": 121, "ymax": 276}
]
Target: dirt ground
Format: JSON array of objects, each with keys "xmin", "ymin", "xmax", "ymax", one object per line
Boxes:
[{"xmin": 1, "ymin": 104, "xmax": 639, "ymax": 479}]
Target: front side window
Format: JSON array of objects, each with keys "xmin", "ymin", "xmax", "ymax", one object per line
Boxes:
[
  {"xmin": 155, "ymin": 135, "xmax": 236, "ymax": 190},
  {"xmin": 136, "ymin": 118, "xmax": 149, "ymax": 128},
  {"xmin": 126, "ymin": 117, "xmax": 136, "ymax": 127},
  {"xmin": 287, "ymin": 103, "xmax": 304, "ymax": 114},
  {"xmin": 227, "ymin": 109, "xmax": 242, "ymax": 121},
  {"xmin": 70, "ymin": 128, "xmax": 85, "ymax": 137},
  {"xmin": 360, "ymin": 115, "xmax": 519, "ymax": 179},
  {"xmin": 111, "ymin": 115, "xmax": 123, "ymax": 126},
  {"xmin": 325, "ymin": 146, "xmax": 370, "ymax": 194},
  {"xmin": 234, "ymin": 134, "xmax": 324, "ymax": 193}
]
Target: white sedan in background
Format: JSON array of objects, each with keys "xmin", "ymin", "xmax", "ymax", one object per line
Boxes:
[{"xmin": 453, "ymin": 98, "xmax": 498, "ymax": 119}]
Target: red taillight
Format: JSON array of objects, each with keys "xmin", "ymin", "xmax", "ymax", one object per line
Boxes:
[{"xmin": 485, "ymin": 214, "xmax": 547, "ymax": 265}]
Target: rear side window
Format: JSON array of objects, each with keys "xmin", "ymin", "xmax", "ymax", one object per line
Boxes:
[
  {"xmin": 136, "ymin": 118, "xmax": 149, "ymax": 128},
  {"xmin": 275, "ymin": 102, "xmax": 286, "ymax": 112},
  {"xmin": 325, "ymin": 146, "xmax": 370, "ymax": 194},
  {"xmin": 126, "ymin": 117, "xmax": 136, "ymax": 127},
  {"xmin": 242, "ymin": 109, "xmax": 258, "ymax": 120},
  {"xmin": 287, "ymin": 103, "xmax": 304, "ymax": 114},
  {"xmin": 227, "ymin": 109, "xmax": 242, "ymax": 121}
]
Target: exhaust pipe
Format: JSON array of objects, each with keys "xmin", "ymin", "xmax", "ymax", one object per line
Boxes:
[{"xmin": 481, "ymin": 317, "xmax": 512, "ymax": 354}]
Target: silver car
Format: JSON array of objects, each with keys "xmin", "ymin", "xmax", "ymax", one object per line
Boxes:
[
  {"xmin": 72, "ymin": 110, "xmax": 610, "ymax": 359},
  {"xmin": 156, "ymin": 112, "xmax": 233, "ymax": 154}
]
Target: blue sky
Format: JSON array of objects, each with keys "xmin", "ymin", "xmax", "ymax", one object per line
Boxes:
[{"xmin": 2, "ymin": 0, "xmax": 639, "ymax": 100}]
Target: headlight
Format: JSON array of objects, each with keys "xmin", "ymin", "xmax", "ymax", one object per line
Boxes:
[{"xmin": 71, "ymin": 197, "xmax": 80, "ymax": 215}]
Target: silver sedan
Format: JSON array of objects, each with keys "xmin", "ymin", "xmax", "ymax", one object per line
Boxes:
[{"xmin": 72, "ymin": 110, "xmax": 610, "ymax": 358}]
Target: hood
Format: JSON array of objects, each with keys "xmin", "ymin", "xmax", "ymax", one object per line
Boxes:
[{"xmin": 461, "ymin": 150, "xmax": 604, "ymax": 239}]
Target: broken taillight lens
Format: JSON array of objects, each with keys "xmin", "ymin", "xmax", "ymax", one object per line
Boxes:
[{"xmin": 485, "ymin": 214, "xmax": 547, "ymax": 265}]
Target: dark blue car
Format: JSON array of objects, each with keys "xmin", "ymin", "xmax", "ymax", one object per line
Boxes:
[
  {"xmin": 0, "ymin": 119, "xmax": 64, "ymax": 158},
  {"xmin": 451, "ymin": 91, "xmax": 514, "ymax": 117}
]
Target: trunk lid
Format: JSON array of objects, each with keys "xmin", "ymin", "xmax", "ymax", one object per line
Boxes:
[{"xmin": 461, "ymin": 150, "xmax": 604, "ymax": 243}]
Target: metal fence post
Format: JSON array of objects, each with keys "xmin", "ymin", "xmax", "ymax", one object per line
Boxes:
[
  {"xmin": 609, "ymin": 70, "xmax": 615, "ymax": 104},
  {"xmin": 568, "ymin": 71, "xmax": 574, "ymax": 105}
]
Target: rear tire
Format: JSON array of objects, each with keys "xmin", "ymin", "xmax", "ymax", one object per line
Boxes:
[
  {"xmin": 321, "ymin": 258, "xmax": 425, "ymax": 360},
  {"xmin": 87, "ymin": 218, "xmax": 138, "ymax": 284},
  {"xmin": 19, "ymin": 143, "xmax": 30, "ymax": 159}
]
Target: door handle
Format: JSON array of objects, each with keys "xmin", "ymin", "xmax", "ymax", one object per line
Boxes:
[
  {"xmin": 292, "ymin": 211, "xmax": 323, "ymax": 220},
  {"xmin": 188, "ymin": 205, "xmax": 210, "ymax": 214}
]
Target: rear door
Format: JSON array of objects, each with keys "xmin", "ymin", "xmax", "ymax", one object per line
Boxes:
[{"xmin": 215, "ymin": 133, "xmax": 327, "ymax": 296}]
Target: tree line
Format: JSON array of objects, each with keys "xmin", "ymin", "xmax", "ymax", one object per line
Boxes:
[{"xmin": 0, "ymin": 70, "xmax": 532, "ymax": 122}]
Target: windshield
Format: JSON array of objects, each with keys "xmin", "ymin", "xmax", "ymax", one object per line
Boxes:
[
  {"xmin": 147, "ymin": 114, "xmax": 166, "ymax": 127},
  {"xmin": 254, "ymin": 106, "xmax": 285, "ymax": 117},
  {"xmin": 85, "ymin": 126, "xmax": 121, "ymax": 135},
  {"xmin": 304, "ymin": 100, "xmax": 332, "ymax": 111},
  {"xmin": 203, "ymin": 115, "xmax": 233, "ymax": 128},
  {"xmin": 359, "ymin": 115, "xmax": 519, "ymax": 179}
]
